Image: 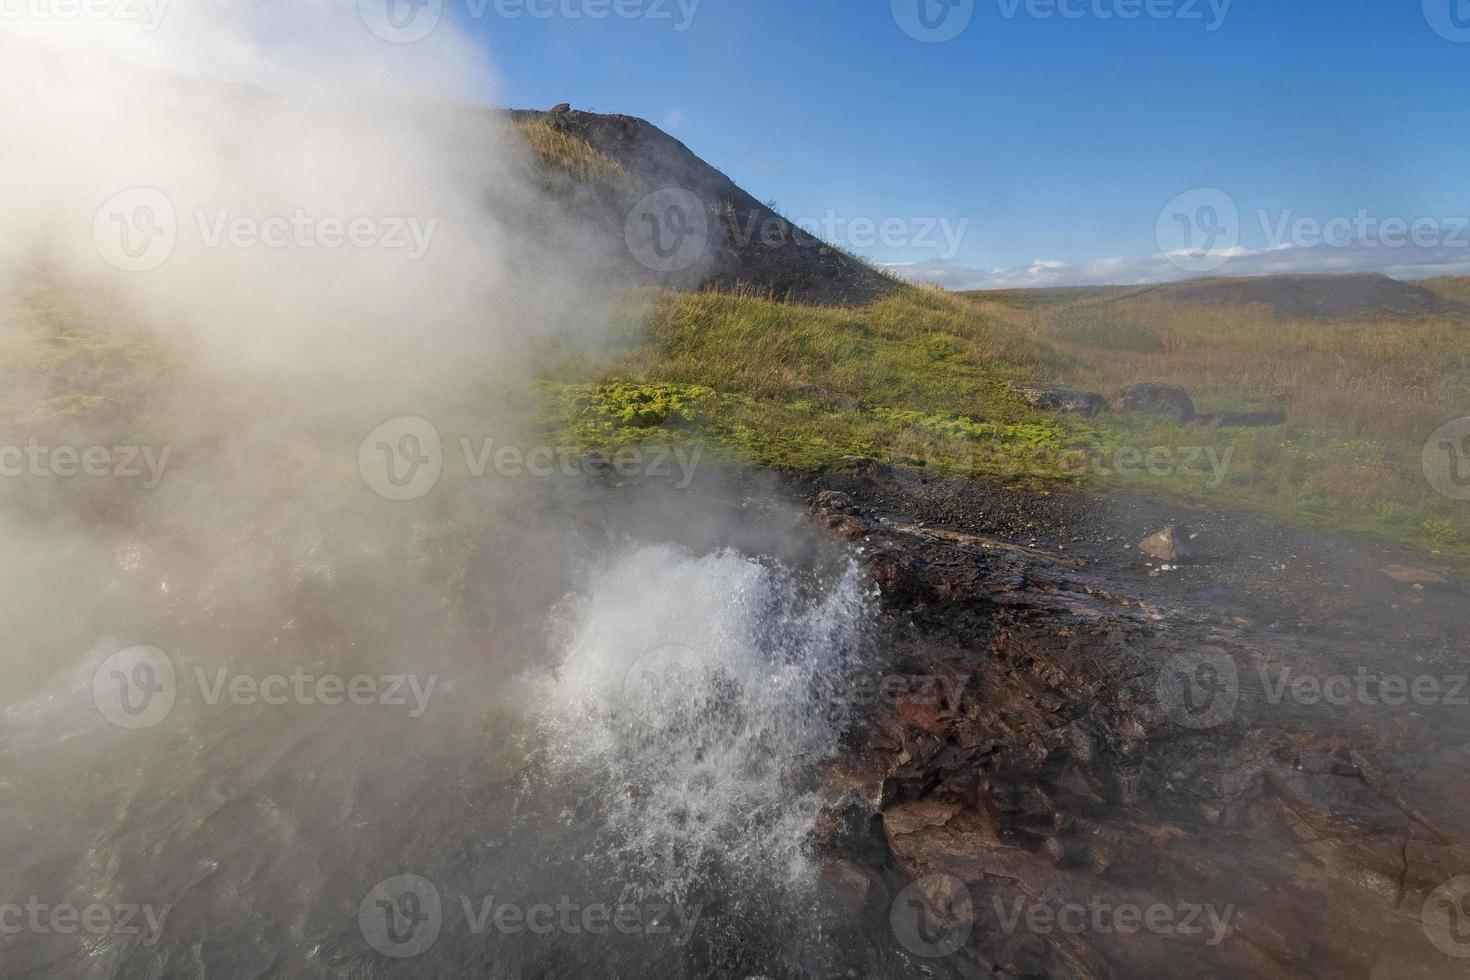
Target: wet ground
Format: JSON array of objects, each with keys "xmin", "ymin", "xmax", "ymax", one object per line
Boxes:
[{"xmin": 2, "ymin": 461, "xmax": 1466, "ymax": 979}]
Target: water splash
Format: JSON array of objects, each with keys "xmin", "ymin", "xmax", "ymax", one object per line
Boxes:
[{"xmin": 531, "ymin": 544, "xmax": 871, "ymax": 903}]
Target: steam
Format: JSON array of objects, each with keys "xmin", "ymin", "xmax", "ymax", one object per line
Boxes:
[
  {"xmin": 0, "ymin": 8, "xmax": 879, "ymax": 977},
  {"xmin": 0, "ymin": 1, "xmax": 606, "ymax": 380}
]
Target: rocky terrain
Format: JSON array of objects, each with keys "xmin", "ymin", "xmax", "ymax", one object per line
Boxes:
[{"xmin": 797, "ymin": 463, "xmax": 1470, "ymax": 979}]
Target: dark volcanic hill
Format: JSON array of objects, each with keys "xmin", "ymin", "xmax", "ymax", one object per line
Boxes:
[{"xmin": 506, "ymin": 107, "xmax": 897, "ymax": 306}]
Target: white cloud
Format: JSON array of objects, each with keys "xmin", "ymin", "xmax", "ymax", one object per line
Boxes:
[{"xmin": 890, "ymin": 241, "xmax": 1470, "ymax": 291}]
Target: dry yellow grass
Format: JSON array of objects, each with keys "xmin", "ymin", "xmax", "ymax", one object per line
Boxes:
[
  {"xmin": 512, "ymin": 119, "xmax": 627, "ymax": 183},
  {"xmin": 985, "ymin": 292, "xmax": 1470, "ymax": 441}
]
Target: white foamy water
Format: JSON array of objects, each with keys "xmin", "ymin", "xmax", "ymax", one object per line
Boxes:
[{"xmin": 532, "ymin": 544, "xmax": 872, "ymax": 902}]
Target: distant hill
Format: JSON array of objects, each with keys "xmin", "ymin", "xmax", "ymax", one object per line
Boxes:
[
  {"xmin": 506, "ymin": 108, "xmax": 897, "ymax": 306},
  {"xmin": 970, "ymin": 273, "xmax": 1470, "ymax": 320},
  {"xmin": 1423, "ymin": 276, "xmax": 1470, "ymax": 307}
]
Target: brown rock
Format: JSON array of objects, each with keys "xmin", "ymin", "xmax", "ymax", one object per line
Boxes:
[
  {"xmin": 1381, "ymin": 564, "xmax": 1449, "ymax": 585},
  {"xmin": 1139, "ymin": 525, "xmax": 1194, "ymax": 562}
]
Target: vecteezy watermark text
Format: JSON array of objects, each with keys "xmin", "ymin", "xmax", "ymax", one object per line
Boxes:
[
  {"xmin": 1158, "ymin": 188, "xmax": 1470, "ymax": 273},
  {"xmin": 0, "ymin": 0, "xmax": 168, "ymax": 29},
  {"xmin": 1157, "ymin": 649, "xmax": 1470, "ymax": 731},
  {"xmin": 0, "ymin": 441, "xmax": 170, "ymax": 488},
  {"xmin": 0, "ymin": 898, "xmax": 170, "ymax": 947},
  {"xmin": 358, "ymin": 417, "xmax": 704, "ymax": 501},
  {"xmin": 92, "ymin": 188, "xmax": 438, "ymax": 273},
  {"xmin": 92, "ymin": 646, "xmax": 438, "ymax": 730},
  {"xmin": 991, "ymin": 894, "xmax": 1236, "ymax": 945},
  {"xmin": 358, "ymin": 0, "xmax": 700, "ymax": 43},
  {"xmin": 358, "ymin": 875, "xmax": 702, "ymax": 959},
  {"xmin": 891, "ymin": 0, "xmax": 1231, "ymax": 43}
]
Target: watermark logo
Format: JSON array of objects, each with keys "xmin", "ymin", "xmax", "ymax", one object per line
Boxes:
[
  {"xmin": 1156, "ymin": 649, "xmax": 1238, "ymax": 729},
  {"xmin": 93, "ymin": 646, "xmax": 438, "ymax": 729},
  {"xmin": 1424, "ymin": 418, "xmax": 1470, "ymax": 501},
  {"xmin": 1424, "ymin": 877, "xmax": 1470, "ymax": 958},
  {"xmin": 997, "ymin": 0, "xmax": 1231, "ymax": 30},
  {"xmin": 1258, "ymin": 667, "xmax": 1467, "ymax": 709},
  {"xmin": 358, "ymin": 0, "xmax": 443, "ymax": 42},
  {"xmin": 0, "ymin": 0, "xmax": 169, "ymax": 30},
  {"xmin": 94, "ymin": 189, "xmax": 438, "ymax": 272},
  {"xmin": 992, "ymin": 895, "xmax": 1235, "ymax": 945},
  {"xmin": 461, "ymin": 440, "xmax": 702, "ymax": 488},
  {"xmin": 1257, "ymin": 209, "xmax": 1469, "ymax": 252},
  {"xmin": 193, "ymin": 210, "xmax": 437, "ymax": 259},
  {"xmin": 1157, "ymin": 188, "xmax": 1240, "ymax": 273},
  {"xmin": 360, "ymin": 875, "xmax": 443, "ymax": 958},
  {"xmin": 360, "ymin": 0, "xmax": 699, "ymax": 40},
  {"xmin": 622, "ymin": 643, "xmax": 712, "ymax": 727},
  {"xmin": 625, "ymin": 188, "xmax": 709, "ymax": 274},
  {"xmin": 890, "ymin": 874, "xmax": 973, "ymax": 958},
  {"xmin": 891, "ymin": 0, "xmax": 974, "ymax": 42},
  {"xmin": 0, "ymin": 441, "xmax": 171, "ymax": 487},
  {"xmin": 359, "ymin": 417, "xmax": 444, "ymax": 502},
  {"xmin": 92, "ymin": 646, "xmax": 177, "ymax": 730},
  {"xmin": 0, "ymin": 898, "xmax": 170, "ymax": 946},
  {"xmin": 358, "ymin": 877, "xmax": 702, "ymax": 958},
  {"xmin": 93, "ymin": 188, "xmax": 177, "ymax": 273},
  {"xmin": 358, "ymin": 421, "xmax": 706, "ymax": 501},
  {"xmin": 1160, "ymin": 190, "xmax": 1470, "ymax": 274},
  {"xmin": 1424, "ymin": 0, "xmax": 1470, "ymax": 43}
]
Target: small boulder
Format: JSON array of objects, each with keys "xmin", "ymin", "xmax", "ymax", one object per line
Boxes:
[
  {"xmin": 1012, "ymin": 383, "xmax": 1108, "ymax": 419},
  {"xmin": 1139, "ymin": 526, "xmax": 1194, "ymax": 562},
  {"xmin": 1211, "ymin": 410, "xmax": 1287, "ymax": 428},
  {"xmin": 1381, "ymin": 564, "xmax": 1449, "ymax": 586},
  {"xmin": 834, "ymin": 455, "xmax": 918, "ymax": 489},
  {"xmin": 1119, "ymin": 382, "xmax": 1195, "ymax": 422},
  {"xmin": 814, "ymin": 489, "xmax": 858, "ymax": 513},
  {"xmin": 797, "ymin": 383, "xmax": 860, "ymax": 412}
]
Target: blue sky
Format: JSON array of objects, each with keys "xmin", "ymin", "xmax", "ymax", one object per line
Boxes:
[{"xmin": 455, "ymin": 0, "xmax": 1470, "ymax": 287}]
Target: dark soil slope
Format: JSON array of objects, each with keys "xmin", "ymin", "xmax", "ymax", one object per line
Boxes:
[{"xmin": 507, "ymin": 108, "xmax": 897, "ymax": 305}]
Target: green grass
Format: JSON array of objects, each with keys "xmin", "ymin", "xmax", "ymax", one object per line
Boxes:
[
  {"xmin": 531, "ymin": 287, "xmax": 1088, "ymax": 483},
  {"xmin": 0, "ymin": 285, "xmax": 179, "ymax": 434},
  {"xmin": 9, "ymin": 275, "xmax": 1461, "ymax": 558}
]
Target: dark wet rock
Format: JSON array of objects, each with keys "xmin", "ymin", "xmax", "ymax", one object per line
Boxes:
[
  {"xmin": 1140, "ymin": 525, "xmax": 1194, "ymax": 562},
  {"xmin": 1119, "ymin": 382, "xmax": 1196, "ymax": 422},
  {"xmin": 829, "ymin": 455, "xmax": 921, "ymax": 491},
  {"xmin": 805, "ymin": 489, "xmax": 1470, "ymax": 979},
  {"xmin": 813, "ymin": 489, "xmax": 858, "ymax": 514},
  {"xmin": 1013, "ymin": 383, "xmax": 1109, "ymax": 418}
]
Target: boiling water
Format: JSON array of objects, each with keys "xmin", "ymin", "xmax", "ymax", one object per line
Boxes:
[{"xmin": 0, "ymin": 494, "xmax": 931, "ymax": 979}]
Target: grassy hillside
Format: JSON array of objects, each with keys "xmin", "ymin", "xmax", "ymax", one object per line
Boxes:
[
  {"xmin": 6, "ymin": 273, "xmax": 1468, "ymax": 557},
  {"xmin": 4, "ymin": 120, "xmax": 1466, "ymax": 558},
  {"xmin": 1425, "ymin": 276, "xmax": 1470, "ymax": 305},
  {"xmin": 537, "ymin": 287, "xmax": 1082, "ymax": 481}
]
